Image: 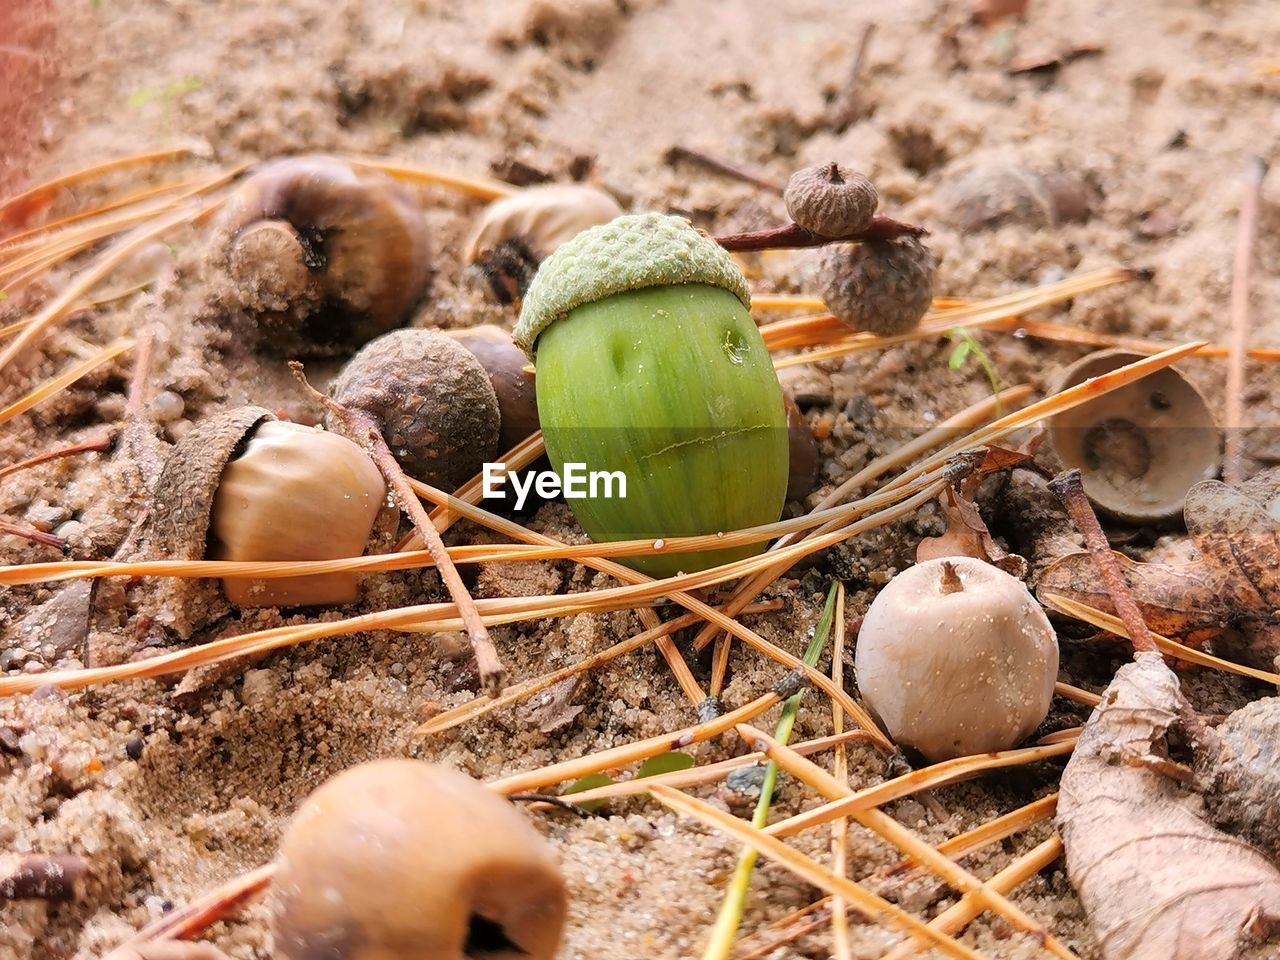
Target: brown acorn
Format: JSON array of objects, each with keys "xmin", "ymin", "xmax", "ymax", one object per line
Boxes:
[
  {"xmin": 328, "ymin": 329, "xmax": 501, "ymax": 491},
  {"xmin": 444, "ymin": 325, "xmax": 539, "ymax": 451},
  {"xmin": 148, "ymin": 407, "xmax": 386, "ymax": 637},
  {"xmin": 784, "ymin": 162, "xmax": 879, "ymax": 238},
  {"xmin": 817, "ymin": 235, "xmax": 936, "ymax": 336},
  {"xmin": 783, "ymin": 392, "xmax": 818, "ymax": 502},
  {"xmin": 216, "ymin": 155, "xmax": 432, "ymax": 356},
  {"xmin": 272, "ymin": 760, "xmax": 568, "ymax": 960}
]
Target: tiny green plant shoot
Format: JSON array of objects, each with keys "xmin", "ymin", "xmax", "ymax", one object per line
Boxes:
[
  {"xmin": 126, "ymin": 76, "xmax": 204, "ymax": 109},
  {"xmin": 702, "ymin": 582, "xmax": 839, "ymax": 960},
  {"xmin": 948, "ymin": 326, "xmax": 1003, "ymax": 398}
]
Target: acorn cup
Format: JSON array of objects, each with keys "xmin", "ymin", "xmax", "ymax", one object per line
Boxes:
[{"xmin": 514, "ymin": 213, "xmax": 788, "ymax": 577}]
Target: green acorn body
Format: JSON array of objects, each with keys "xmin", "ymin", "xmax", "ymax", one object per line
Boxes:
[{"xmin": 516, "ymin": 214, "xmax": 788, "ymax": 577}]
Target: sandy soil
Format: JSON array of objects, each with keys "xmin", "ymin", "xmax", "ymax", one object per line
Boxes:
[{"xmin": 2, "ymin": 1, "xmax": 1279, "ymax": 958}]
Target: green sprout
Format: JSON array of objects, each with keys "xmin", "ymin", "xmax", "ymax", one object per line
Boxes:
[
  {"xmin": 126, "ymin": 76, "xmax": 204, "ymax": 109},
  {"xmin": 702, "ymin": 582, "xmax": 839, "ymax": 960},
  {"xmin": 948, "ymin": 326, "xmax": 1003, "ymax": 398}
]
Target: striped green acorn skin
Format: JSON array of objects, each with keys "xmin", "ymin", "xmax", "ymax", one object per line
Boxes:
[{"xmin": 535, "ymin": 282, "xmax": 788, "ymax": 577}]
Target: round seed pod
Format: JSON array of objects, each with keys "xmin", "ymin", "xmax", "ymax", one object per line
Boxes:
[
  {"xmin": 817, "ymin": 236, "xmax": 936, "ymax": 336},
  {"xmin": 466, "ymin": 184, "xmax": 623, "ymax": 304},
  {"xmin": 784, "ymin": 162, "xmax": 879, "ymax": 238},
  {"xmin": 217, "ymin": 155, "xmax": 432, "ymax": 356},
  {"xmin": 515, "ymin": 213, "xmax": 788, "ymax": 577},
  {"xmin": 1046, "ymin": 350, "xmax": 1220, "ymax": 523},
  {"xmin": 148, "ymin": 408, "xmax": 386, "ymax": 637},
  {"xmin": 444, "ymin": 325, "xmax": 539, "ymax": 451},
  {"xmin": 272, "ymin": 759, "xmax": 567, "ymax": 960},
  {"xmin": 329, "ymin": 329, "xmax": 501, "ymax": 491},
  {"xmin": 855, "ymin": 557, "xmax": 1059, "ymax": 761}
]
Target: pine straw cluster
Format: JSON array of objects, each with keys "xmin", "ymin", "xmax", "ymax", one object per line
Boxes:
[{"xmin": 0, "ymin": 149, "xmax": 1273, "ymax": 959}]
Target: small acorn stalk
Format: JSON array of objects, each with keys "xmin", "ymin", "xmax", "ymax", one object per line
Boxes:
[{"xmin": 516, "ymin": 213, "xmax": 788, "ymax": 577}]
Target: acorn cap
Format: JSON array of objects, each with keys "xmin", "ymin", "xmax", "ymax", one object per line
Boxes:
[
  {"xmin": 513, "ymin": 212, "xmax": 751, "ymax": 358},
  {"xmin": 147, "ymin": 405, "xmax": 275, "ymax": 638},
  {"xmin": 784, "ymin": 162, "xmax": 879, "ymax": 238},
  {"xmin": 1046, "ymin": 349, "xmax": 1220, "ymax": 523}
]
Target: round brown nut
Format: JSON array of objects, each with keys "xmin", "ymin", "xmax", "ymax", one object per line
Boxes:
[
  {"xmin": 208, "ymin": 421, "xmax": 386, "ymax": 607},
  {"xmin": 444, "ymin": 325, "xmax": 539, "ymax": 452},
  {"xmin": 784, "ymin": 162, "xmax": 879, "ymax": 238},
  {"xmin": 328, "ymin": 329, "xmax": 501, "ymax": 491},
  {"xmin": 817, "ymin": 236, "xmax": 936, "ymax": 336},
  {"xmin": 148, "ymin": 408, "xmax": 385, "ymax": 635},
  {"xmin": 272, "ymin": 760, "xmax": 568, "ymax": 960},
  {"xmin": 783, "ymin": 392, "xmax": 818, "ymax": 502},
  {"xmin": 217, "ymin": 155, "xmax": 432, "ymax": 356}
]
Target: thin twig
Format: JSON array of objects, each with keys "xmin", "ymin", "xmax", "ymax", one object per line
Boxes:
[
  {"xmin": 715, "ymin": 216, "xmax": 925, "ymax": 252},
  {"xmin": 1047, "ymin": 469, "xmax": 1156, "ymax": 654},
  {"xmin": 663, "ymin": 146, "xmax": 785, "ymax": 194},
  {"xmin": 830, "ymin": 22, "xmax": 877, "ymax": 130},
  {"xmin": 290, "ymin": 362, "xmax": 506, "ymax": 695},
  {"xmin": 0, "ymin": 431, "xmax": 115, "ymax": 481},
  {"xmin": 1224, "ymin": 156, "xmax": 1268, "ymax": 486},
  {"xmin": 0, "ymin": 518, "xmax": 66, "ymax": 551}
]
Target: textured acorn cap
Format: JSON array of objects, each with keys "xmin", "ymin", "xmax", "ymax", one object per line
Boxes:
[
  {"xmin": 514, "ymin": 212, "xmax": 751, "ymax": 358},
  {"xmin": 784, "ymin": 162, "xmax": 879, "ymax": 238},
  {"xmin": 147, "ymin": 405, "xmax": 275, "ymax": 637}
]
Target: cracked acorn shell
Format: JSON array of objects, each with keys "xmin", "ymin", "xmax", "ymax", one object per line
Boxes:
[
  {"xmin": 272, "ymin": 760, "xmax": 567, "ymax": 960},
  {"xmin": 217, "ymin": 155, "xmax": 432, "ymax": 356},
  {"xmin": 515, "ymin": 213, "xmax": 788, "ymax": 577},
  {"xmin": 1046, "ymin": 349, "xmax": 1220, "ymax": 523},
  {"xmin": 148, "ymin": 407, "xmax": 385, "ymax": 637}
]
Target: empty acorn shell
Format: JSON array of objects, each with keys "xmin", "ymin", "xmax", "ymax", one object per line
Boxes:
[
  {"xmin": 217, "ymin": 155, "xmax": 432, "ymax": 356},
  {"xmin": 272, "ymin": 759, "xmax": 568, "ymax": 960},
  {"xmin": 1046, "ymin": 349, "xmax": 1220, "ymax": 523},
  {"xmin": 465, "ymin": 184, "xmax": 623, "ymax": 304},
  {"xmin": 329, "ymin": 328, "xmax": 501, "ymax": 491}
]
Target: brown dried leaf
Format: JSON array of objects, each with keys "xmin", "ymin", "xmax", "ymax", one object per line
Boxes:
[
  {"xmin": 917, "ymin": 484, "xmax": 1028, "ymax": 577},
  {"xmin": 1059, "ymin": 652, "xmax": 1280, "ymax": 959},
  {"xmin": 1037, "ymin": 551, "xmax": 1234, "ymax": 638},
  {"xmin": 518, "ymin": 676, "xmax": 584, "ymax": 734},
  {"xmin": 1185, "ymin": 479, "xmax": 1280, "ymax": 609}
]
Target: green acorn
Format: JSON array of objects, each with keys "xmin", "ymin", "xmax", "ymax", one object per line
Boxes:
[{"xmin": 515, "ymin": 213, "xmax": 788, "ymax": 577}]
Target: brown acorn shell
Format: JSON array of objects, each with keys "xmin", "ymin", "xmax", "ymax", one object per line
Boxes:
[
  {"xmin": 784, "ymin": 162, "xmax": 879, "ymax": 238},
  {"xmin": 329, "ymin": 329, "xmax": 501, "ymax": 491},
  {"xmin": 147, "ymin": 405, "xmax": 275, "ymax": 638},
  {"xmin": 272, "ymin": 759, "xmax": 568, "ymax": 960},
  {"xmin": 444, "ymin": 325, "xmax": 539, "ymax": 452},
  {"xmin": 218, "ymin": 155, "xmax": 432, "ymax": 357},
  {"xmin": 817, "ymin": 236, "xmax": 936, "ymax": 336}
]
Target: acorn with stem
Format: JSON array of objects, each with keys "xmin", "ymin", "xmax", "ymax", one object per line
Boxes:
[{"xmin": 291, "ymin": 352, "xmax": 507, "ymax": 695}]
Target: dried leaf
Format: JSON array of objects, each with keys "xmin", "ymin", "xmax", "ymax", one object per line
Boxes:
[
  {"xmin": 917, "ymin": 484, "xmax": 1028, "ymax": 577},
  {"xmin": 1199, "ymin": 698, "xmax": 1280, "ymax": 861},
  {"xmin": 1007, "ymin": 42, "xmax": 1103, "ymax": 74},
  {"xmin": 1059, "ymin": 652, "xmax": 1280, "ymax": 959},
  {"xmin": 972, "ymin": 0, "xmax": 1027, "ymax": 27},
  {"xmin": 518, "ymin": 676, "xmax": 583, "ymax": 734},
  {"xmin": 1040, "ymin": 468, "xmax": 1280, "ymax": 669},
  {"xmin": 1037, "ymin": 551, "xmax": 1235, "ymax": 638}
]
